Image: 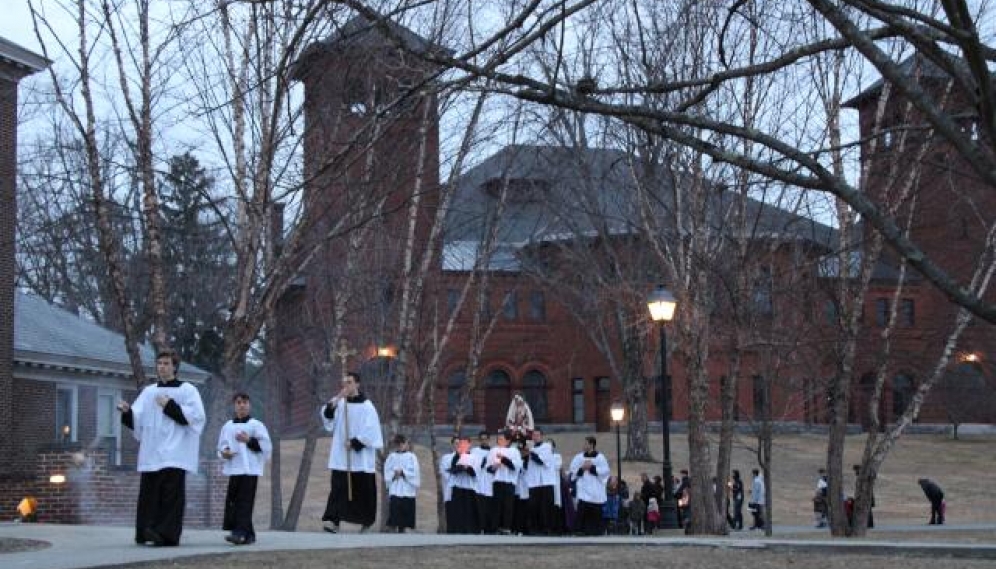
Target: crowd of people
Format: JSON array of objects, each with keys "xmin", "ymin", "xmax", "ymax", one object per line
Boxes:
[
  {"xmin": 115, "ymin": 362, "xmax": 950, "ymax": 546},
  {"xmin": 435, "ymin": 427, "xmax": 766, "ymax": 536}
]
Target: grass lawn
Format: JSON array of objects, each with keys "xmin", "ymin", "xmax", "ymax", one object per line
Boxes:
[{"xmin": 255, "ymin": 431, "xmax": 996, "ymax": 532}]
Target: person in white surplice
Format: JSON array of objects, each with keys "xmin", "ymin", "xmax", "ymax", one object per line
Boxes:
[
  {"xmin": 320, "ymin": 371, "xmax": 384, "ymax": 534},
  {"xmin": 383, "ymin": 434, "xmax": 420, "ymax": 533},
  {"xmin": 118, "ymin": 349, "xmax": 205, "ymax": 546}
]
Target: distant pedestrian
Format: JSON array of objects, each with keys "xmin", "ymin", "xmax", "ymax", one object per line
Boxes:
[
  {"xmin": 727, "ymin": 469, "xmax": 744, "ymax": 530},
  {"xmin": 813, "ymin": 468, "xmax": 828, "ymax": 528},
  {"xmin": 628, "ymin": 493, "xmax": 646, "ymax": 535},
  {"xmin": 918, "ymin": 478, "xmax": 945, "ymax": 525},
  {"xmin": 645, "ymin": 497, "xmax": 660, "ymax": 534},
  {"xmin": 748, "ymin": 468, "xmax": 765, "ymax": 530}
]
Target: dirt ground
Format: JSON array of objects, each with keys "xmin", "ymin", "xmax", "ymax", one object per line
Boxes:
[
  {"xmin": 101, "ymin": 545, "xmax": 996, "ymax": 569},
  {"xmin": 258, "ymin": 432, "xmax": 996, "ymax": 531}
]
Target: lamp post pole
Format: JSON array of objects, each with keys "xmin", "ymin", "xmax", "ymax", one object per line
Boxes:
[
  {"xmin": 615, "ymin": 417, "xmax": 623, "ymax": 482},
  {"xmin": 659, "ymin": 321, "xmax": 679, "ymax": 529}
]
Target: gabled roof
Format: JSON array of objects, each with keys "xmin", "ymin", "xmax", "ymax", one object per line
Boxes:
[
  {"xmin": 291, "ymin": 13, "xmax": 450, "ymax": 80},
  {"xmin": 843, "ymin": 52, "xmax": 970, "ymax": 108},
  {"xmin": 13, "ymin": 291, "xmax": 211, "ymax": 384}
]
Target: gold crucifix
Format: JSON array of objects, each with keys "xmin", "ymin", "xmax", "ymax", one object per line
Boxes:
[
  {"xmin": 331, "ymin": 338, "xmax": 357, "ymax": 500},
  {"xmin": 331, "ymin": 339, "xmax": 356, "ymax": 380}
]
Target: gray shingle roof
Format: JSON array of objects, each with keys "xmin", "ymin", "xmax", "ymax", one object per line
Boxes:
[
  {"xmin": 13, "ymin": 291, "xmax": 211, "ymax": 382},
  {"xmin": 445, "ymin": 144, "xmax": 838, "ymax": 258}
]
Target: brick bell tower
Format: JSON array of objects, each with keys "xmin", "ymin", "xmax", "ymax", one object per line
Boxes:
[
  {"xmin": 845, "ymin": 53, "xmax": 996, "ymax": 424},
  {"xmin": 276, "ymin": 16, "xmax": 446, "ymax": 432}
]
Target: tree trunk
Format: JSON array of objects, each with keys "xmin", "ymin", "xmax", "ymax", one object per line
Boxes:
[{"xmin": 281, "ymin": 428, "xmax": 320, "ymax": 531}]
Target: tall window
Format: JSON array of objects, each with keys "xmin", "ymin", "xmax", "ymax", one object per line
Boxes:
[
  {"xmin": 892, "ymin": 374, "xmax": 914, "ymax": 421},
  {"xmin": 572, "ymin": 378, "xmax": 584, "ymax": 423},
  {"xmin": 522, "ymin": 370, "xmax": 548, "ymax": 421},
  {"xmin": 900, "ymin": 298, "xmax": 915, "ymax": 327},
  {"xmin": 529, "ymin": 290, "xmax": 546, "ymax": 321},
  {"xmin": 875, "ymin": 298, "xmax": 890, "ymax": 327},
  {"xmin": 753, "ymin": 268, "xmax": 773, "ymax": 314},
  {"xmin": 447, "ymin": 370, "xmax": 473, "ymax": 421},
  {"xmin": 752, "ymin": 375, "xmax": 767, "ymax": 421},
  {"xmin": 824, "ymin": 299, "xmax": 839, "ymax": 325},
  {"xmin": 447, "ymin": 288, "xmax": 460, "ymax": 315},
  {"xmin": 97, "ymin": 388, "xmax": 121, "ymax": 465},
  {"xmin": 55, "ymin": 386, "xmax": 77, "ymax": 443},
  {"xmin": 502, "ymin": 291, "xmax": 518, "ymax": 320}
]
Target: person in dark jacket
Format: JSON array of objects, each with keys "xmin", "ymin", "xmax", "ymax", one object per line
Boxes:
[
  {"xmin": 918, "ymin": 478, "xmax": 945, "ymax": 525},
  {"xmin": 728, "ymin": 469, "xmax": 744, "ymax": 530}
]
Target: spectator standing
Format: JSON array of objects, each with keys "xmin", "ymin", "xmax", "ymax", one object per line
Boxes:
[
  {"xmin": 918, "ymin": 478, "xmax": 945, "ymax": 525},
  {"xmin": 749, "ymin": 468, "xmax": 766, "ymax": 530}
]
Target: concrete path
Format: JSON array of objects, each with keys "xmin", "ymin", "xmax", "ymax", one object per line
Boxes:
[{"xmin": 1, "ymin": 522, "xmax": 994, "ymax": 569}]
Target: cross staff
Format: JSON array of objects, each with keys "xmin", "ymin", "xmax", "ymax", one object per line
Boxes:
[{"xmin": 332, "ymin": 339, "xmax": 357, "ymax": 500}]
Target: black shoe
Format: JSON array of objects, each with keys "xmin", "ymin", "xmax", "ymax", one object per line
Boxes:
[
  {"xmin": 143, "ymin": 528, "xmax": 166, "ymax": 546},
  {"xmin": 323, "ymin": 522, "xmax": 339, "ymax": 534}
]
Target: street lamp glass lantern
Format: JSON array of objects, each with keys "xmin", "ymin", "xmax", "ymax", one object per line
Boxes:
[
  {"xmin": 610, "ymin": 401, "xmax": 625, "ymax": 422},
  {"xmin": 647, "ymin": 285, "xmax": 677, "ymax": 322}
]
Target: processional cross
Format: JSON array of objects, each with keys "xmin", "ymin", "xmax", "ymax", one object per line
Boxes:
[{"xmin": 331, "ymin": 338, "xmax": 357, "ymax": 500}]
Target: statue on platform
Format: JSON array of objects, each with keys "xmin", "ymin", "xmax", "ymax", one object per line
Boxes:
[{"xmin": 505, "ymin": 392, "xmax": 534, "ymax": 442}]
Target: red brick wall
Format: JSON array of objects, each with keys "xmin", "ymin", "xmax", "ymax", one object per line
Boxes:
[
  {"xmin": 0, "ymin": 72, "xmax": 18, "ymax": 477},
  {"xmin": 0, "ymin": 448, "xmax": 227, "ymax": 527}
]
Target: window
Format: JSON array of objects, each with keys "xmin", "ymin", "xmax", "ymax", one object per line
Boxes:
[
  {"xmin": 502, "ymin": 291, "xmax": 518, "ymax": 320},
  {"xmin": 97, "ymin": 388, "xmax": 121, "ymax": 465},
  {"xmin": 572, "ymin": 378, "xmax": 584, "ymax": 423},
  {"xmin": 447, "ymin": 289, "xmax": 460, "ymax": 316},
  {"xmin": 875, "ymin": 298, "xmax": 890, "ymax": 327},
  {"xmin": 447, "ymin": 370, "xmax": 473, "ymax": 421},
  {"xmin": 522, "ymin": 370, "xmax": 548, "ymax": 421},
  {"xmin": 824, "ymin": 299, "xmax": 839, "ymax": 325},
  {"xmin": 900, "ymin": 298, "xmax": 915, "ymax": 327},
  {"xmin": 752, "ymin": 375, "xmax": 767, "ymax": 421},
  {"xmin": 55, "ymin": 386, "xmax": 77, "ymax": 443},
  {"xmin": 753, "ymin": 268, "xmax": 773, "ymax": 314},
  {"xmin": 529, "ymin": 290, "xmax": 546, "ymax": 321},
  {"xmin": 892, "ymin": 374, "xmax": 914, "ymax": 421}
]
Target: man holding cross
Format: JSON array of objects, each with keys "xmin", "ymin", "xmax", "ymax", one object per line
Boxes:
[{"xmin": 320, "ymin": 368, "xmax": 383, "ymax": 533}]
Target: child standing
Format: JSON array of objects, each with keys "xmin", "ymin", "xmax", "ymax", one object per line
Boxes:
[
  {"xmin": 646, "ymin": 497, "xmax": 660, "ymax": 535},
  {"xmin": 628, "ymin": 493, "xmax": 646, "ymax": 535},
  {"xmin": 218, "ymin": 392, "xmax": 272, "ymax": 545},
  {"xmin": 383, "ymin": 434, "xmax": 421, "ymax": 533}
]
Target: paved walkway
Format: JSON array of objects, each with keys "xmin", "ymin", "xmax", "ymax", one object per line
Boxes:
[{"xmin": 1, "ymin": 522, "xmax": 994, "ymax": 569}]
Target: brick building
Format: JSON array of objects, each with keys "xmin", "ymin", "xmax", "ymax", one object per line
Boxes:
[
  {"xmin": 1, "ymin": 291, "xmax": 219, "ymax": 524},
  {"xmin": 846, "ymin": 54, "xmax": 996, "ymax": 427},
  {"xmin": 273, "ymin": 21, "xmax": 995, "ymax": 435}
]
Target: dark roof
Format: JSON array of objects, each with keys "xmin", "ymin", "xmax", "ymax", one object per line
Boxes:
[
  {"xmin": 843, "ymin": 52, "xmax": 970, "ymax": 108},
  {"xmin": 13, "ymin": 291, "xmax": 210, "ymax": 383},
  {"xmin": 445, "ymin": 145, "xmax": 838, "ymax": 263},
  {"xmin": 292, "ymin": 14, "xmax": 450, "ymax": 80}
]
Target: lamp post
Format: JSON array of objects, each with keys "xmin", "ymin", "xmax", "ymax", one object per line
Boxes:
[
  {"xmin": 647, "ymin": 284, "xmax": 679, "ymax": 529},
  {"xmin": 610, "ymin": 400, "xmax": 625, "ymax": 482}
]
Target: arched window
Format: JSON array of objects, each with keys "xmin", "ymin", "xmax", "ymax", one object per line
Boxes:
[
  {"xmin": 447, "ymin": 370, "xmax": 473, "ymax": 421},
  {"xmin": 892, "ymin": 374, "xmax": 914, "ymax": 420},
  {"xmin": 484, "ymin": 369, "xmax": 511, "ymax": 431},
  {"xmin": 522, "ymin": 370, "xmax": 548, "ymax": 421}
]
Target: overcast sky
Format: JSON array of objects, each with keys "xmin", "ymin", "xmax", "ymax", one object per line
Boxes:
[{"xmin": 2, "ymin": 0, "xmax": 46, "ymax": 54}]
